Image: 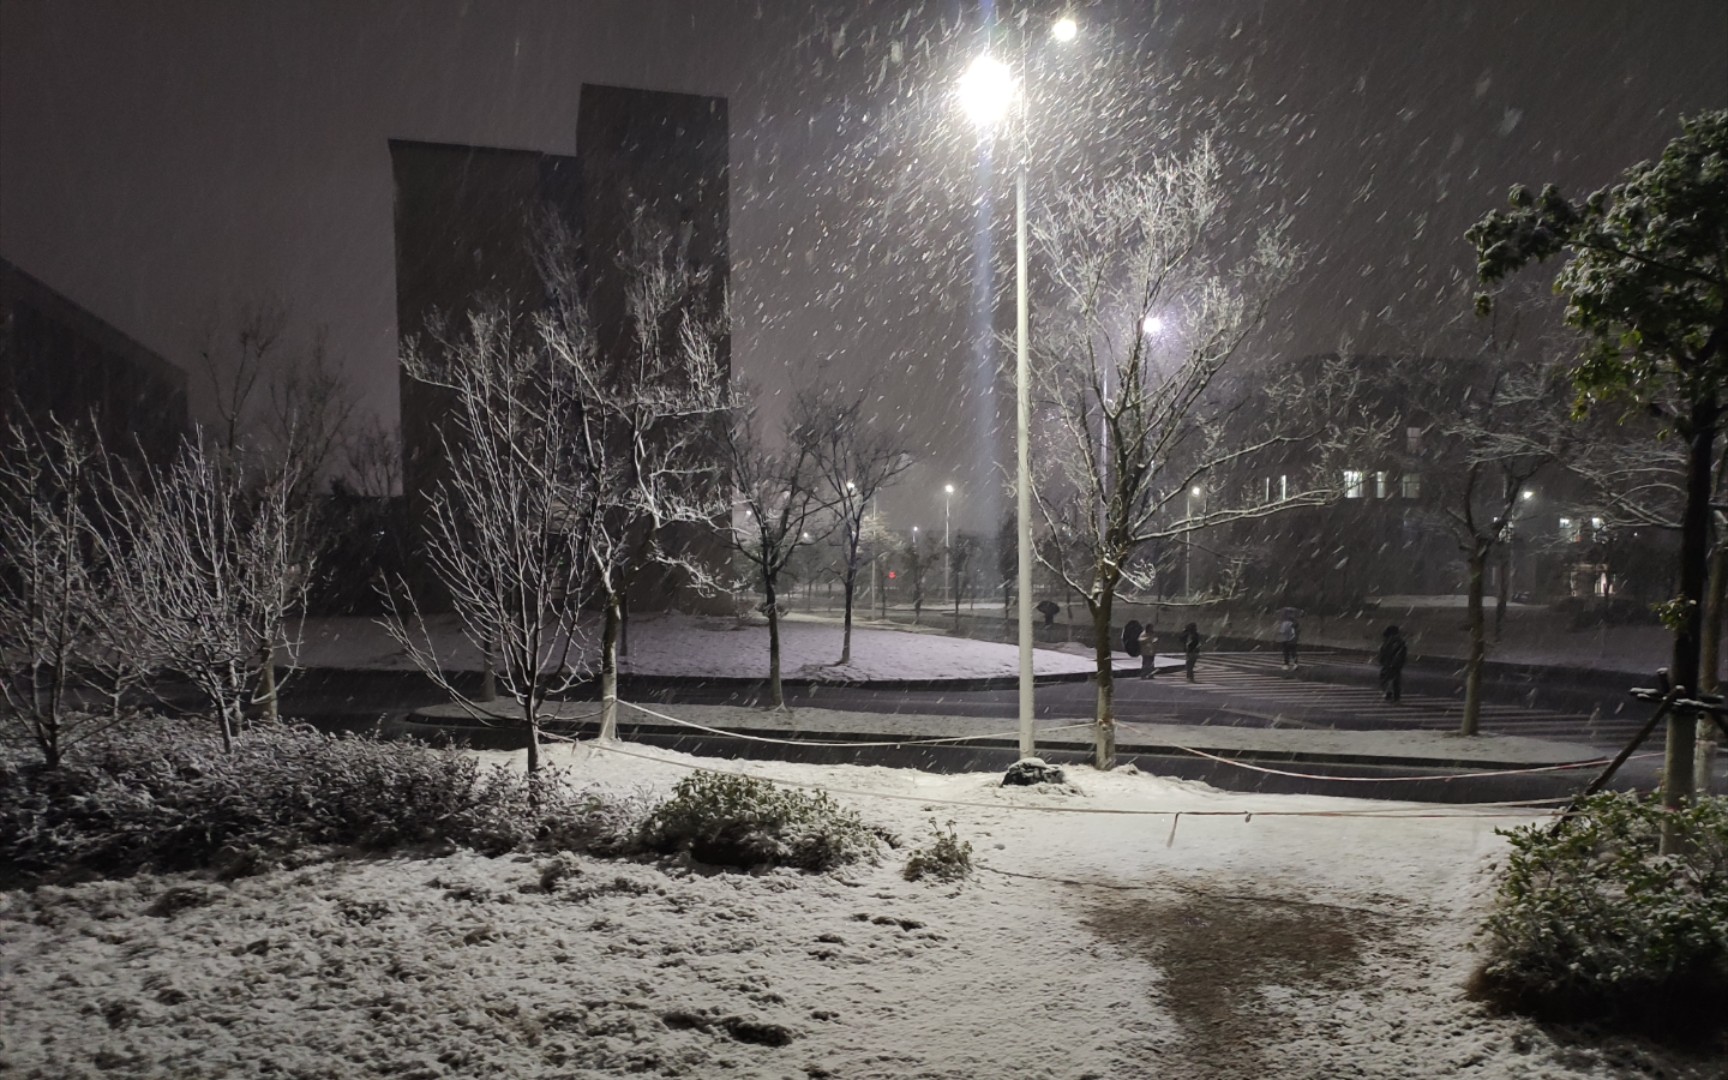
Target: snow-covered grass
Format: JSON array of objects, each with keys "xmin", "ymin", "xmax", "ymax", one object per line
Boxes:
[
  {"xmin": 299, "ymin": 610, "xmax": 1135, "ymax": 681},
  {"xmin": 2, "ymin": 740, "xmax": 1716, "ymax": 1079}
]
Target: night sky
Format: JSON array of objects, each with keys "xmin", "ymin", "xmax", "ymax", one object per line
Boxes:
[{"xmin": 3, "ymin": 0, "xmax": 1724, "ymax": 531}]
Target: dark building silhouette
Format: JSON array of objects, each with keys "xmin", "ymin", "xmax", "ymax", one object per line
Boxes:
[
  {"xmin": 0, "ymin": 258, "xmax": 188, "ymax": 463},
  {"xmin": 389, "ymin": 140, "xmax": 582, "ymax": 527},
  {"xmin": 389, "ymin": 83, "xmax": 729, "ymax": 609},
  {"xmin": 1219, "ymin": 353, "xmax": 1620, "ymax": 610}
]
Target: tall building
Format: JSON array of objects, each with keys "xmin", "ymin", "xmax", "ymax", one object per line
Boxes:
[
  {"xmin": 0, "ymin": 258, "xmax": 188, "ymax": 464},
  {"xmin": 389, "ymin": 83, "xmax": 729, "ymax": 608}
]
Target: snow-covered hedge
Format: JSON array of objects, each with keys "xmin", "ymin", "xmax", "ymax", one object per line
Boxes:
[
  {"xmin": 0, "ymin": 719, "xmax": 636, "ymax": 882},
  {"xmin": 1472, "ymin": 792, "xmax": 1728, "ymax": 1036},
  {"xmin": 637, "ymin": 771, "xmax": 881, "ymax": 871}
]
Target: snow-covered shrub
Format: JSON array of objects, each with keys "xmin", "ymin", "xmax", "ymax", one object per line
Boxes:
[
  {"xmin": 637, "ymin": 770, "xmax": 877, "ymax": 871},
  {"xmin": 536, "ymin": 851, "xmax": 584, "ymax": 893},
  {"xmin": 0, "ymin": 718, "xmax": 635, "ymax": 881},
  {"xmin": 903, "ymin": 818, "xmax": 973, "ymax": 883},
  {"xmin": 1472, "ymin": 792, "xmax": 1728, "ymax": 1035}
]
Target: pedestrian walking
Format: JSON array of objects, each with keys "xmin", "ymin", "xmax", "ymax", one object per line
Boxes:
[
  {"xmin": 1181, "ymin": 622, "xmax": 1201, "ymax": 682},
  {"xmin": 1276, "ymin": 612, "xmax": 1300, "ymax": 669},
  {"xmin": 1378, "ymin": 624, "xmax": 1408, "ymax": 703}
]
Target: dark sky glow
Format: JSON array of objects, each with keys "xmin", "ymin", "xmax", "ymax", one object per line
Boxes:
[{"xmin": 3, "ymin": 0, "xmax": 1724, "ymax": 529}]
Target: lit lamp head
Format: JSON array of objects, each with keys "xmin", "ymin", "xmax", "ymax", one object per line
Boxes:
[{"xmin": 958, "ymin": 54, "xmax": 1016, "ymax": 129}]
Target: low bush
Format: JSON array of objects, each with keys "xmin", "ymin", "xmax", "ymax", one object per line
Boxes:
[
  {"xmin": 903, "ymin": 819, "xmax": 973, "ymax": 883},
  {"xmin": 637, "ymin": 770, "xmax": 878, "ymax": 872},
  {"xmin": 0, "ymin": 718, "xmax": 640, "ymax": 882},
  {"xmin": 1471, "ymin": 792, "xmax": 1728, "ymax": 1038}
]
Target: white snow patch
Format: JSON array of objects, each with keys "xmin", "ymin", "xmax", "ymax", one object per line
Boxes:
[{"xmin": 2, "ymin": 743, "xmax": 1712, "ymax": 1078}]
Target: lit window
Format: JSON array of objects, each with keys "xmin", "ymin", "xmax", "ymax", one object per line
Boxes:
[
  {"xmin": 1343, "ymin": 470, "xmax": 1364, "ymax": 499},
  {"xmin": 1374, "ymin": 471, "xmax": 1388, "ymax": 499},
  {"xmin": 1558, "ymin": 516, "xmax": 1580, "ymax": 543},
  {"xmin": 1400, "ymin": 472, "xmax": 1420, "ymax": 499},
  {"xmin": 1406, "ymin": 426, "xmax": 1422, "ymax": 455},
  {"xmin": 1279, "ymin": 474, "xmax": 1289, "ymax": 500}
]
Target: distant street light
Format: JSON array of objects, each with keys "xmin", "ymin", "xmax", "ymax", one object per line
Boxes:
[
  {"xmin": 959, "ymin": 16, "xmax": 1076, "ymax": 759},
  {"xmin": 1142, "ymin": 314, "xmax": 1164, "ymax": 336}
]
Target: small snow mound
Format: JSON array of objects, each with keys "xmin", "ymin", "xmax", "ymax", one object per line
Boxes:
[{"xmin": 1002, "ymin": 758, "xmax": 1067, "ymax": 787}]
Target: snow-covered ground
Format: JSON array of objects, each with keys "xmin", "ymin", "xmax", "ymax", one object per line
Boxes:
[
  {"xmin": 299, "ymin": 611, "xmax": 1138, "ymax": 681},
  {"xmin": 2, "ymin": 741, "xmax": 1712, "ymax": 1079}
]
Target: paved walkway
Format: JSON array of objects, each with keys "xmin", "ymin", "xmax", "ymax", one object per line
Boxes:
[
  {"xmin": 1197, "ymin": 653, "xmax": 1649, "ymax": 751},
  {"xmin": 408, "ymin": 693, "xmax": 1614, "ymax": 773},
  {"xmin": 290, "ymin": 607, "xmax": 1712, "ymax": 779}
]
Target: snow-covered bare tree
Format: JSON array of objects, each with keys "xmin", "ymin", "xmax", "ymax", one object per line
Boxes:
[
  {"xmin": 198, "ymin": 301, "xmax": 355, "ymax": 498},
  {"xmin": 538, "ymin": 210, "xmax": 730, "ymax": 740},
  {"xmin": 721, "ymin": 385, "xmax": 831, "ymax": 709},
  {"xmin": 1028, "ymin": 141, "xmax": 1349, "ymax": 768},
  {"xmin": 384, "ymin": 307, "xmax": 594, "ymax": 775},
  {"xmin": 108, "ymin": 435, "xmax": 308, "ymax": 753},
  {"xmin": 1528, "ymin": 358, "xmax": 1728, "ymax": 793},
  {"xmin": 0, "ymin": 419, "xmax": 146, "ymax": 766},
  {"xmin": 1470, "ymin": 109, "xmax": 1728, "ymax": 839},
  {"xmin": 342, "ymin": 414, "xmax": 402, "ymax": 499},
  {"xmin": 1375, "ymin": 331, "xmax": 1572, "ymax": 735},
  {"xmin": 790, "ymin": 386, "xmax": 913, "ymax": 664}
]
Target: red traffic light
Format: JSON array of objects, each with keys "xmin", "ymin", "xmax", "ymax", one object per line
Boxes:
[{"xmin": 888, "ymin": 570, "xmax": 897, "ymax": 579}]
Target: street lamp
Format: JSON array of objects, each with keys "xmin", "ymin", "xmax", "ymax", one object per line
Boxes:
[
  {"xmin": 959, "ymin": 19, "xmax": 1074, "ymax": 759},
  {"xmin": 944, "ymin": 484, "xmax": 955, "ymax": 601}
]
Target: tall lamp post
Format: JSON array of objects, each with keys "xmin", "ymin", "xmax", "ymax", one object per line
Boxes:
[
  {"xmin": 958, "ymin": 17, "xmax": 1074, "ymax": 758},
  {"xmin": 943, "ymin": 483, "xmax": 955, "ymax": 601},
  {"xmin": 1185, "ymin": 485, "xmax": 1201, "ymax": 597}
]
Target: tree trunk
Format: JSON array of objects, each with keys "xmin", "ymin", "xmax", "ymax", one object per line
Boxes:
[
  {"xmin": 600, "ymin": 593, "xmax": 621, "ymax": 741},
  {"xmin": 766, "ymin": 576, "xmax": 785, "ymax": 709},
  {"xmin": 952, "ymin": 566, "xmax": 961, "ymax": 633},
  {"xmin": 1494, "ymin": 542, "xmax": 1511, "ymax": 643},
  {"xmin": 480, "ymin": 639, "xmax": 497, "ymax": 703},
  {"xmin": 258, "ymin": 642, "xmax": 278, "ymax": 722},
  {"xmin": 1092, "ymin": 587, "xmax": 1117, "ymax": 770},
  {"xmin": 30, "ymin": 659, "xmax": 58, "ymax": 769},
  {"xmin": 840, "ymin": 572, "xmax": 855, "ymax": 665},
  {"xmin": 525, "ymin": 708, "xmax": 542, "ymax": 774},
  {"xmin": 1695, "ymin": 527, "xmax": 1728, "ymax": 795},
  {"xmin": 219, "ymin": 698, "xmax": 237, "ymax": 754},
  {"xmin": 1461, "ymin": 542, "xmax": 1488, "ymax": 736},
  {"xmin": 1663, "ymin": 393, "xmax": 1717, "ymax": 850}
]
